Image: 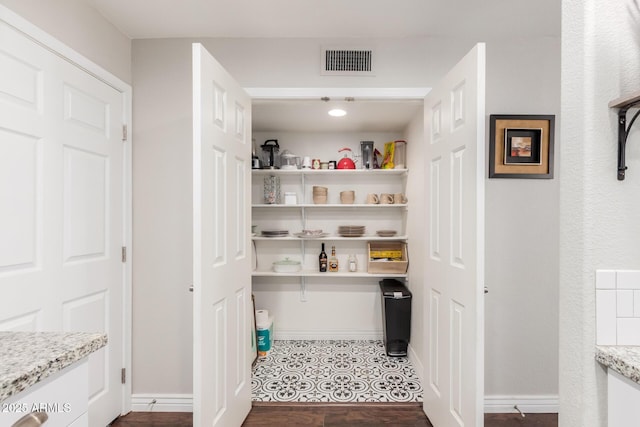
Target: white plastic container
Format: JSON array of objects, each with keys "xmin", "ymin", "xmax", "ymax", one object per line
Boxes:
[
  {"xmin": 283, "ymin": 192, "xmax": 297, "ymax": 205},
  {"xmin": 394, "ymin": 140, "xmax": 407, "ymax": 169}
]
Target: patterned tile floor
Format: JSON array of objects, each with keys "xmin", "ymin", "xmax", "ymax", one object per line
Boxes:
[{"xmin": 251, "ymin": 340, "xmax": 423, "ymax": 403}]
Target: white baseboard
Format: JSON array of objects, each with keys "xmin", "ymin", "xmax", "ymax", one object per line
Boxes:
[
  {"xmin": 407, "ymin": 343, "xmax": 424, "ymax": 381},
  {"xmin": 131, "ymin": 393, "xmax": 558, "ymax": 415},
  {"xmin": 484, "ymin": 395, "xmax": 559, "ymax": 413},
  {"xmin": 131, "ymin": 394, "xmax": 193, "ymax": 412},
  {"xmin": 273, "ymin": 330, "xmax": 383, "ymax": 340}
]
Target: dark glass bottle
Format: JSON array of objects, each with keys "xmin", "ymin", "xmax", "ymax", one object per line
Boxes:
[{"xmin": 319, "ymin": 243, "xmax": 328, "ymax": 272}]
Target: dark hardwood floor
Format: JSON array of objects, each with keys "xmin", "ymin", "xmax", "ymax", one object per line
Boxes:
[{"xmin": 109, "ymin": 405, "xmax": 558, "ymax": 426}]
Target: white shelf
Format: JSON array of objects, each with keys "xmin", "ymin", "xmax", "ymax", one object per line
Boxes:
[
  {"xmin": 252, "ymin": 270, "xmax": 407, "ymax": 278},
  {"xmin": 251, "ymin": 168, "xmax": 408, "ymax": 176},
  {"xmin": 252, "ymin": 203, "xmax": 407, "ymax": 208},
  {"xmin": 253, "ymin": 235, "xmax": 407, "ymax": 241}
]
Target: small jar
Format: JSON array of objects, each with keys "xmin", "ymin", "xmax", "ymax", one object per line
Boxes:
[{"xmin": 348, "ymin": 254, "xmax": 358, "ymax": 272}]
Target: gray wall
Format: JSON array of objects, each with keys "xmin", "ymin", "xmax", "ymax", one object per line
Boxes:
[
  {"xmin": 132, "ymin": 36, "xmax": 561, "ymax": 405},
  {"xmin": 559, "ymin": 0, "xmax": 640, "ymax": 425},
  {"xmin": 484, "ymin": 39, "xmax": 560, "ymax": 401}
]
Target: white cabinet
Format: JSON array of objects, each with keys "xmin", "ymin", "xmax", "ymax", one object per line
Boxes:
[
  {"xmin": 0, "ymin": 359, "xmax": 88, "ymax": 427},
  {"xmin": 608, "ymin": 369, "xmax": 640, "ymax": 427},
  {"xmin": 251, "ymin": 168, "xmax": 409, "ymax": 278}
]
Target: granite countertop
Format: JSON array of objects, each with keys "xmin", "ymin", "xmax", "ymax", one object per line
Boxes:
[
  {"xmin": 0, "ymin": 331, "xmax": 107, "ymax": 403},
  {"xmin": 595, "ymin": 345, "xmax": 640, "ymax": 384}
]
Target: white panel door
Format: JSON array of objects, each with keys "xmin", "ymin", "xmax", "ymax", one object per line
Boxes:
[
  {"xmin": 0, "ymin": 19, "xmax": 125, "ymax": 426},
  {"xmin": 423, "ymin": 43, "xmax": 486, "ymax": 427},
  {"xmin": 193, "ymin": 43, "xmax": 252, "ymax": 426}
]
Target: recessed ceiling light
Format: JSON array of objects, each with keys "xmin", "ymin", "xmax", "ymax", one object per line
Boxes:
[{"xmin": 328, "ymin": 108, "xmax": 347, "ymax": 117}]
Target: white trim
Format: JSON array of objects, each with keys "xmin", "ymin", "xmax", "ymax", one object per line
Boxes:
[
  {"xmin": 484, "ymin": 395, "xmax": 559, "ymax": 414},
  {"xmin": 0, "ymin": 3, "xmax": 133, "ymax": 416},
  {"xmin": 246, "ymin": 87, "xmax": 431, "ymax": 100},
  {"xmin": 407, "ymin": 343, "xmax": 424, "ymax": 383},
  {"xmin": 131, "ymin": 394, "xmax": 193, "ymax": 413},
  {"xmin": 273, "ymin": 330, "xmax": 383, "ymax": 340}
]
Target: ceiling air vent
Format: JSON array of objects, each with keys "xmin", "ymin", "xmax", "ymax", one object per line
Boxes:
[{"xmin": 321, "ymin": 48, "xmax": 375, "ymax": 76}]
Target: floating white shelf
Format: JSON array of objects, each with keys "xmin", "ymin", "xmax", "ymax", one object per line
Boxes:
[
  {"xmin": 252, "ymin": 235, "xmax": 408, "ymax": 241},
  {"xmin": 251, "ymin": 270, "xmax": 407, "ymax": 278},
  {"xmin": 252, "ymin": 203, "xmax": 407, "ymax": 208},
  {"xmin": 251, "ymin": 168, "xmax": 408, "ymax": 176}
]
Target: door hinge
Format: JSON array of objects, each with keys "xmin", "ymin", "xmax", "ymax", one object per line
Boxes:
[
  {"xmin": 121, "ymin": 368, "xmax": 126, "ymax": 384},
  {"xmin": 121, "ymin": 246, "xmax": 127, "ymax": 263},
  {"xmin": 122, "ymin": 124, "xmax": 128, "ymax": 142}
]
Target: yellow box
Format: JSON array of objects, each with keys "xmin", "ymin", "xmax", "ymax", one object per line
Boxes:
[
  {"xmin": 367, "ymin": 241, "xmax": 408, "ymax": 274},
  {"xmin": 370, "ymin": 250, "xmax": 403, "ymax": 259}
]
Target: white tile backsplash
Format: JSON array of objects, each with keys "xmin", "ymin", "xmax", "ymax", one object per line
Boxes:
[
  {"xmin": 616, "ymin": 270, "xmax": 640, "ymax": 289},
  {"xmin": 596, "ymin": 270, "xmax": 617, "ymax": 289},
  {"xmin": 617, "ymin": 290, "xmax": 635, "ymax": 317},
  {"xmin": 596, "ymin": 269, "xmax": 640, "ymax": 345},
  {"xmin": 596, "ymin": 290, "xmax": 618, "ymax": 345},
  {"xmin": 617, "ymin": 318, "xmax": 640, "ymax": 345}
]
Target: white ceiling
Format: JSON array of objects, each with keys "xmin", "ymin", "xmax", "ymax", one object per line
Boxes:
[
  {"xmin": 85, "ymin": 0, "xmax": 560, "ymax": 133},
  {"xmin": 86, "ymin": 0, "xmax": 560, "ymax": 40},
  {"xmin": 252, "ymin": 98, "xmax": 423, "ymax": 132}
]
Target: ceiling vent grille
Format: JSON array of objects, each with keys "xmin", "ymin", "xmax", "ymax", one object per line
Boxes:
[{"xmin": 321, "ymin": 48, "xmax": 375, "ymax": 76}]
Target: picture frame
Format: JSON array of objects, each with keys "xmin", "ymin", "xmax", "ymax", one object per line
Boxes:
[{"xmin": 489, "ymin": 115, "xmax": 555, "ymax": 179}]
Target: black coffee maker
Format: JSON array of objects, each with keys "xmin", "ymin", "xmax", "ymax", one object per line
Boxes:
[{"xmin": 261, "ymin": 139, "xmax": 280, "ymax": 169}]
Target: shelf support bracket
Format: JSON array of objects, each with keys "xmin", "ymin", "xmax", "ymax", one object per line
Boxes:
[
  {"xmin": 300, "ymin": 276, "xmax": 307, "ymax": 302},
  {"xmin": 610, "ymin": 94, "xmax": 640, "ymax": 180}
]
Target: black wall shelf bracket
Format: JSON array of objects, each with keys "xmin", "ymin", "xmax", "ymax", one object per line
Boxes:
[{"xmin": 609, "ymin": 91, "xmax": 640, "ymax": 180}]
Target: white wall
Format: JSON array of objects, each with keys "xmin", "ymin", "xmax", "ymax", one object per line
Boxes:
[
  {"xmin": 404, "ymin": 108, "xmax": 426, "ymax": 376},
  {"xmin": 251, "ymin": 130, "xmax": 405, "ymax": 340},
  {"xmin": 132, "ymin": 35, "xmax": 561, "ymax": 408},
  {"xmin": 0, "ymin": 0, "xmax": 131, "ymax": 83},
  {"xmin": 559, "ymin": 0, "xmax": 640, "ymax": 425}
]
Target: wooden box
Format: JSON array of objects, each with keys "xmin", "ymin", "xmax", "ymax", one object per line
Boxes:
[{"xmin": 367, "ymin": 241, "xmax": 408, "ymax": 274}]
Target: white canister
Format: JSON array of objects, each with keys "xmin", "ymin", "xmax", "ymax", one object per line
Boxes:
[{"xmin": 284, "ymin": 192, "xmax": 297, "ymax": 205}]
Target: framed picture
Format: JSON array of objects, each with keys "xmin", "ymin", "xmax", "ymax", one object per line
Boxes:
[{"xmin": 489, "ymin": 115, "xmax": 555, "ymax": 179}]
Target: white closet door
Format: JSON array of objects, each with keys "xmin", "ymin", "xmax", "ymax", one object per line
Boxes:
[
  {"xmin": 0, "ymin": 19, "xmax": 125, "ymax": 426},
  {"xmin": 192, "ymin": 43, "xmax": 252, "ymax": 426},
  {"xmin": 422, "ymin": 43, "xmax": 486, "ymax": 427}
]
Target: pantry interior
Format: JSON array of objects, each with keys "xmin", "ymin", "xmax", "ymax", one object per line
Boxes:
[{"xmin": 250, "ymin": 95, "xmax": 426, "ymax": 351}]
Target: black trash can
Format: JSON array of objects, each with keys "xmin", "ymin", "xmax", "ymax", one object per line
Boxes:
[{"xmin": 379, "ymin": 279, "xmax": 412, "ymax": 357}]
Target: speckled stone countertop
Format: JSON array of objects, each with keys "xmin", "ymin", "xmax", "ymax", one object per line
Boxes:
[
  {"xmin": 0, "ymin": 331, "xmax": 107, "ymax": 403},
  {"xmin": 596, "ymin": 345, "xmax": 640, "ymax": 384}
]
